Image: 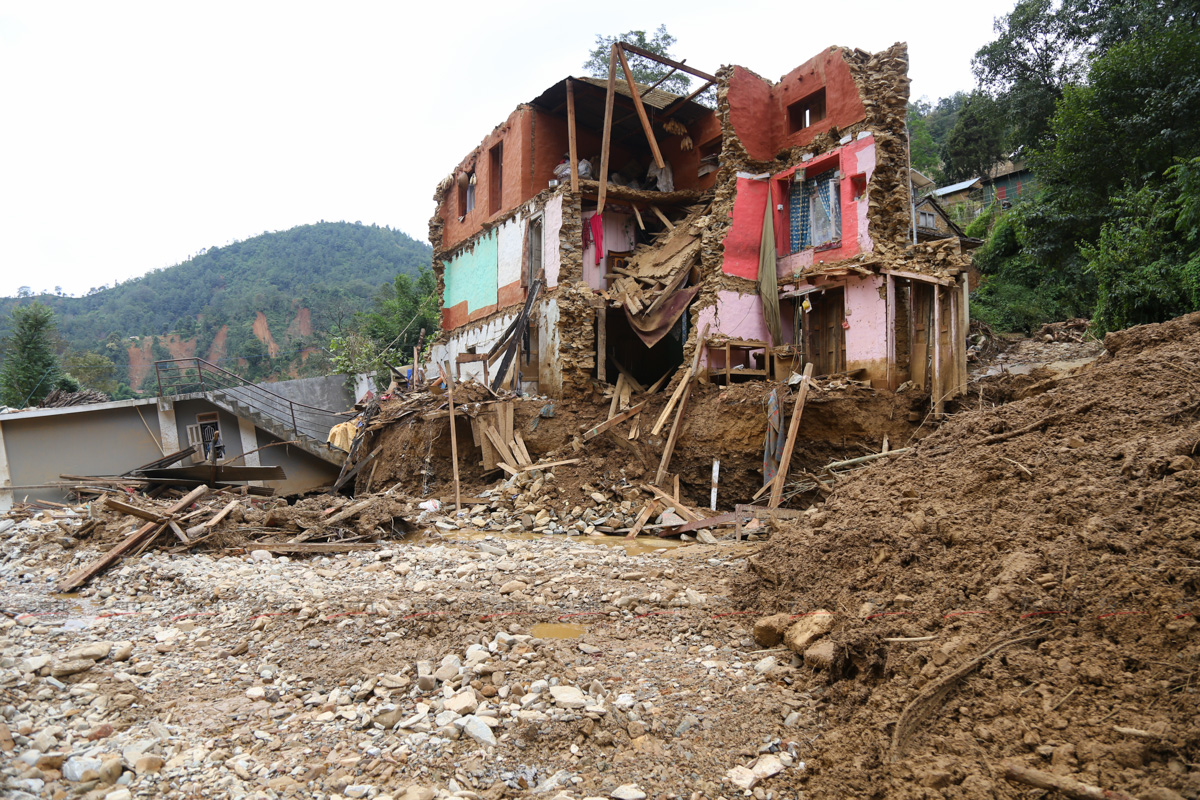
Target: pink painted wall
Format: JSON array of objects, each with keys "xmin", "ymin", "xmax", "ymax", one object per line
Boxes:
[
  {"xmin": 843, "ymin": 274, "xmax": 889, "ymax": 382},
  {"xmin": 694, "ymin": 290, "xmax": 793, "ymax": 369},
  {"xmin": 581, "ymin": 211, "xmax": 635, "ymax": 290},
  {"xmin": 722, "ymin": 136, "xmax": 876, "ymax": 280}
]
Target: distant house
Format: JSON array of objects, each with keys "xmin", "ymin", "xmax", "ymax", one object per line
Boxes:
[
  {"xmin": 931, "ymin": 177, "xmax": 983, "ymax": 209},
  {"xmin": 909, "ymin": 168, "xmax": 936, "ymax": 198},
  {"xmin": 982, "ymin": 160, "xmax": 1036, "ymax": 207},
  {"xmin": 0, "ymin": 368, "xmax": 365, "ymax": 509},
  {"xmin": 915, "ymin": 195, "xmax": 981, "ymax": 249}
]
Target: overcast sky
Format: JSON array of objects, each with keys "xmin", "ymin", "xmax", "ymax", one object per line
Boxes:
[{"xmin": 0, "ymin": 0, "xmax": 1016, "ymax": 298}]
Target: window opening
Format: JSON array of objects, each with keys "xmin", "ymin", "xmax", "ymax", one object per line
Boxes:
[
  {"xmin": 187, "ymin": 411, "xmax": 225, "ymax": 462},
  {"xmin": 528, "ymin": 215, "xmax": 544, "ymax": 285},
  {"xmin": 787, "ymin": 88, "xmax": 827, "ymax": 134},
  {"xmin": 790, "ymin": 169, "xmax": 841, "ymax": 251},
  {"xmin": 489, "ymin": 142, "xmax": 503, "ymax": 215},
  {"xmin": 457, "ymin": 172, "xmax": 476, "ymax": 215}
]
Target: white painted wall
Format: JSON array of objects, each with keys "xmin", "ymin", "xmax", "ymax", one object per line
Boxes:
[
  {"xmin": 544, "ymin": 193, "xmax": 563, "ymax": 288},
  {"xmin": 429, "ymin": 313, "xmax": 519, "ymax": 384},
  {"xmin": 538, "ymin": 298, "xmax": 561, "ymax": 396},
  {"xmin": 0, "ymin": 421, "xmax": 11, "ymax": 512},
  {"xmin": 496, "ymin": 216, "xmax": 525, "ymax": 290}
]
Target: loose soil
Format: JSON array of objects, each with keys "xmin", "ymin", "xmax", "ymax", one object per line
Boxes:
[{"xmin": 735, "ymin": 311, "xmax": 1200, "ymax": 798}]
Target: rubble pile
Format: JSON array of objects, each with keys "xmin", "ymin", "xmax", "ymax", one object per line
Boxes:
[
  {"xmin": 737, "ymin": 311, "xmax": 1200, "ymax": 798},
  {"xmin": 2, "ymin": 503, "xmax": 812, "ymax": 799}
]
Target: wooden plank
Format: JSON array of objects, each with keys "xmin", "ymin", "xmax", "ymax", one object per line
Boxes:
[
  {"xmin": 672, "ymin": 511, "xmax": 737, "ymax": 535},
  {"xmin": 632, "ymin": 204, "xmax": 645, "ymax": 230},
  {"xmin": 933, "ymin": 284, "xmax": 943, "ymax": 420},
  {"xmin": 512, "ymin": 431, "xmax": 533, "ymax": 467},
  {"xmin": 625, "ymin": 500, "xmax": 661, "ymax": 539},
  {"xmin": 597, "ymin": 43, "xmax": 618, "ymax": 215},
  {"xmin": 641, "ymin": 483, "xmax": 702, "ymax": 523},
  {"xmin": 611, "ymin": 358, "xmax": 647, "ymax": 393},
  {"xmin": 104, "ymin": 496, "xmax": 169, "ymax": 523},
  {"xmin": 57, "ymin": 485, "xmax": 209, "ymax": 592},
  {"xmin": 332, "ymin": 447, "xmax": 379, "ymax": 493},
  {"xmin": 768, "ymin": 363, "xmax": 814, "ymax": 508},
  {"xmin": 615, "ymin": 44, "xmax": 665, "ymax": 170},
  {"xmin": 654, "ymin": 377, "xmax": 691, "ymax": 487},
  {"xmin": 566, "ymin": 78, "xmax": 579, "ymax": 193},
  {"xmin": 608, "ymin": 373, "xmax": 625, "ymax": 420},
  {"xmin": 522, "ymin": 458, "xmax": 581, "ymax": 471},
  {"xmin": 649, "ymin": 205, "xmax": 675, "ymax": 230},
  {"xmin": 204, "ymin": 499, "xmax": 240, "ymax": 529},
  {"xmin": 583, "ymin": 401, "xmax": 648, "ymax": 441},
  {"xmin": 482, "ymin": 423, "xmax": 519, "ymax": 468},
  {"xmin": 650, "ymin": 370, "xmax": 691, "ymax": 435},
  {"xmin": 168, "ymin": 520, "xmax": 190, "ymax": 545},
  {"xmin": 440, "ymin": 364, "xmax": 462, "ymax": 513},
  {"xmin": 619, "ymin": 42, "xmax": 717, "ymax": 82}
]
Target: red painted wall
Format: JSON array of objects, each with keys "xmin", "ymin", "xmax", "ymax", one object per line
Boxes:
[
  {"xmin": 722, "ymin": 137, "xmax": 875, "ymax": 278},
  {"xmin": 726, "ymin": 48, "xmax": 868, "ymax": 161}
]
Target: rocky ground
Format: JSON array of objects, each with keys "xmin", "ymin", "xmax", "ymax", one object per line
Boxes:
[{"xmin": 1, "ymin": 513, "xmax": 809, "ymax": 800}]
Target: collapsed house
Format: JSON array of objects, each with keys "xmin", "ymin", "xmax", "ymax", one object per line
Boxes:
[{"xmin": 428, "ymin": 42, "xmax": 972, "ymax": 414}]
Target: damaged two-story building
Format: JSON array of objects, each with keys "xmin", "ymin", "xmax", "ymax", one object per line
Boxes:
[{"xmin": 428, "ymin": 42, "xmax": 972, "ymax": 415}]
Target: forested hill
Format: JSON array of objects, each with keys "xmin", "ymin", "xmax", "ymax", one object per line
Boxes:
[{"xmin": 0, "ymin": 222, "xmax": 432, "ymax": 394}]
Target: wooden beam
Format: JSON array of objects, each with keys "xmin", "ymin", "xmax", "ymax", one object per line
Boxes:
[
  {"xmin": 438, "ymin": 364, "xmax": 462, "ymax": 513},
  {"xmin": 611, "ymin": 358, "xmax": 647, "ymax": 393},
  {"xmin": 658, "ymin": 79, "xmax": 716, "ymax": 122},
  {"xmin": 104, "ymin": 496, "xmax": 169, "ymax": 524},
  {"xmin": 768, "ymin": 363, "xmax": 814, "ymax": 508},
  {"xmin": 933, "ymin": 284, "xmax": 943, "ymax": 420},
  {"xmin": 566, "ymin": 78, "xmax": 579, "ymax": 193},
  {"xmin": 608, "ymin": 373, "xmax": 625, "ymax": 420},
  {"xmin": 625, "ymin": 499, "xmax": 661, "ymax": 539},
  {"xmin": 58, "ymin": 485, "xmax": 209, "ymax": 591},
  {"xmin": 522, "ymin": 458, "xmax": 581, "ymax": 471},
  {"xmin": 583, "ymin": 400, "xmax": 647, "ymax": 441},
  {"xmin": 641, "ymin": 483, "xmax": 702, "ymax": 523},
  {"xmin": 654, "ymin": 377, "xmax": 691, "ymax": 487},
  {"xmin": 631, "ymin": 204, "xmax": 645, "ymax": 230},
  {"xmin": 597, "ymin": 44, "xmax": 618, "ymax": 215},
  {"xmin": 649, "ymin": 205, "xmax": 675, "ymax": 229},
  {"xmin": 615, "ymin": 45, "xmax": 665, "ymax": 170},
  {"xmin": 671, "ymin": 511, "xmax": 736, "ymax": 535},
  {"xmin": 619, "ymin": 42, "xmax": 717, "ymax": 82},
  {"xmin": 204, "ymin": 499, "xmax": 240, "ymax": 529}
]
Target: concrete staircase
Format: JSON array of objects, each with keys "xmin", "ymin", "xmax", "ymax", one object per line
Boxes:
[{"xmin": 208, "ymin": 390, "xmax": 345, "ymax": 467}]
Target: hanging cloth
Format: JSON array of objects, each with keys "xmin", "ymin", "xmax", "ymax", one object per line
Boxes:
[
  {"xmin": 590, "ymin": 213, "xmax": 605, "ymax": 266},
  {"xmin": 763, "ymin": 389, "xmax": 784, "ymax": 488},
  {"xmin": 757, "ymin": 185, "xmax": 783, "ymax": 346}
]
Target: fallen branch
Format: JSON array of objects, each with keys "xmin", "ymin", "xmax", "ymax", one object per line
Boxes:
[
  {"xmin": 980, "ymin": 400, "xmax": 1098, "ymax": 446},
  {"xmin": 1002, "ymin": 762, "xmax": 1137, "ymax": 800}
]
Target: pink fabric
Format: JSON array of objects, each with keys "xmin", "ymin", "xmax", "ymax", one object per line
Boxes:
[{"xmin": 590, "ymin": 213, "xmax": 604, "ymax": 266}]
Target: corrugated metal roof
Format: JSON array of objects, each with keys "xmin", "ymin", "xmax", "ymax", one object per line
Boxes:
[{"xmin": 933, "ymin": 178, "xmax": 981, "ymax": 197}]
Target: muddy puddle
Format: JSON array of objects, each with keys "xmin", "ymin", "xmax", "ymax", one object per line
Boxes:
[{"xmin": 529, "ymin": 622, "xmax": 586, "ymax": 639}]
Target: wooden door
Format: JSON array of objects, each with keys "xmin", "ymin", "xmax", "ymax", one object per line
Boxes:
[{"xmin": 804, "ymin": 288, "xmax": 846, "ymax": 376}]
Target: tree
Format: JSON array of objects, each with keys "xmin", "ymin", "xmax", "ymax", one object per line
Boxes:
[
  {"xmin": 584, "ymin": 25, "xmax": 691, "ymax": 96},
  {"xmin": 940, "ymin": 93, "xmax": 1006, "ymax": 182},
  {"xmin": 973, "ymin": 0, "xmax": 1088, "ymax": 154},
  {"xmin": 61, "ymin": 350, "xmax": 119, "ymax": 396},
  {"xmin": 0, "ymin": 302, "xmax": 63, "ymax": 407}
]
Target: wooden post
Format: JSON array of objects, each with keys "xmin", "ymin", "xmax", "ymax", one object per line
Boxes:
[
  {"xmin": 932, "ymin": 284, "xmax": 943, "ymax": 419},
  {"xmin": 768, "ymin": 363, "xmax": 814, "ymax": 509},
  {"xmin": 441, "ymin": 366, "xmax": 462, "ymax": 514},
  {"xmin": 711, "ymin": 459, "xmax": 720, "ymax": 510},
  {"xmin": 565, "ymin": 79, "xmax": 579, "ymax": 193},
  {"xmin": 885, "ymin": 274, "xmax": 896, "ymax": 390},
  {"xmin": 597, "ymin": 304, "xmax": 607, "ymax": 381},
  {"xmin": 615, "ymin": 44, "xmax": 665, "ymax": 170},
  {"xmin": 655, "ymin": 379, "xmax": 691, "ymax": 487},
  {"xmin": 597, "ymin": 43, "xmax": 618, "ymax": 216}
]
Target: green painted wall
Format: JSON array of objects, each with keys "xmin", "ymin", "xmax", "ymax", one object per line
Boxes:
[{"xmin": 444, "ymin": 232, "xmax": 498, "ymax": 314}]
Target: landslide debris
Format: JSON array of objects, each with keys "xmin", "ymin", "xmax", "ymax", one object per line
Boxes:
[{"xmin": 737, "ymin": 311, "xmax": 1200, "ymax": 798}]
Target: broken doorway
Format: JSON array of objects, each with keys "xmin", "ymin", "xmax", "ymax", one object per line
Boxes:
[{"xmin": 800, "ymin": 287, "xmax": 846, "ymax": 376}]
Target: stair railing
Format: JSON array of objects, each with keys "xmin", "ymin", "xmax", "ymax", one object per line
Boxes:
[{"xmin": 153, "ymin": 358, "xmax": 346, "ymax": 441}]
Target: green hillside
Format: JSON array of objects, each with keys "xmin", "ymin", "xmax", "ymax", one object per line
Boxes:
[{"xmin": 0, "ymin": 222, "xmax": 432, "ymax": 395}]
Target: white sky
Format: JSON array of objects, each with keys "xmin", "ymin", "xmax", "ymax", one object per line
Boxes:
[{"xmin": 0, "ymin": 0, "xmax": 1015, "ymax": 298}]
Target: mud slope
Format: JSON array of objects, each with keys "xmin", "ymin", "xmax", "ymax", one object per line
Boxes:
[{"xmin": 737, "ymin": 312, "xmax": 1200, "ymax": 799}]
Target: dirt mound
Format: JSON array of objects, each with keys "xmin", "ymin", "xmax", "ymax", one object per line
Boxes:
[{"xmin": 735, "ymin": 312, "xmax": 1200, "ymax": 798}]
